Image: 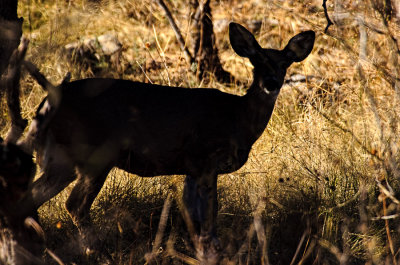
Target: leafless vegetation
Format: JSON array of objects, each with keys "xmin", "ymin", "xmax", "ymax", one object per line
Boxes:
[{"xmin": 1, "ymin": 0, "xmax": 400, "ymax": 264}]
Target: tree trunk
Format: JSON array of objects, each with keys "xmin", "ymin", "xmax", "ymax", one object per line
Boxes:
[
  {"xmin": 190, "ymin": 0, "xmax": 233, "ymax": 83},
  {"xmin": 0, "ymin": 0, "xmax": 26, "ymax": 141},
  {"xmin": 0, "ymin": 0, "xmax": 23, "ymax": 94}
]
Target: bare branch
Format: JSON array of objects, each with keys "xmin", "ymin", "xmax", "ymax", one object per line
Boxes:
[
  {"xmin": 370, "ymin": 0, "xmax": 400, "ymax": 56},
  {"xmin": 322, "ymin": 0, "xmax": 334, "ymax": 33},
  {"xmin": 308, "ymin": 103, "xmax": 384, "ymax": 162},
  {"xmin": 371, "ymin": 214, "xmax": 400, "ymax": 221},
  {"xmin": 155, "ymin": 0, "xmax": 194, "ymax": 64},
  {"xmin": 4, "ymin": 38, "xmax": 29, "ymax": 144},
  {"xmin": 376, "ymin": 180, "xmax": 400, "ymax": 204},
  {"xmin": 325, "ymin": 31, "xmax": 400, "ymax": 90},
  {"xmin": 290, "ymin": 229, "xmax": 310, "ymax": 265},
  {"xmin": 17, "ymin": 61, "xmax": 67, "ymax": 154},
  {"xmin": 253, "ymin": 199, "xmax": 269, "ymax": 264},
  {"xmin": 22, "ymin": 60, "xmax": 62, "ymax": 108},
  {"xmin": 145, "ymin": 194, "xmax": 172, "ymax": 262},
  {"xmin": 45, "ymin": 249, "xmax": 65, "ymax": 265},
  {"xmin": 190, "ymin": 0, "xmax": 234, "ymax": 83},
  {"xmin": 22, "ymin": 60, "xmax": 55, "ymax": 91}
]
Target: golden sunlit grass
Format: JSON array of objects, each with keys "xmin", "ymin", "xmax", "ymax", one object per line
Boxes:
[{"xmin": 2, "ymin": 0, "xmax": 400, "ymax": 263}]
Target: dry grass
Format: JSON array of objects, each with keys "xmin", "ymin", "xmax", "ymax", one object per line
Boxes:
[{"xmin": 1, "ymin": 0, "xmax": 400, "ymax": 264}]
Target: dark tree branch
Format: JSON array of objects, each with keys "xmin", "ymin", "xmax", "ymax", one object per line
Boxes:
[
  {"xmin": 322, "ymin": 0, "xmax": 334, "ymax": 33},
  {"xmin": 157, "ymin": 0, "xmax": 234, "ymax": 84},
  {"xmin": 155, "ymin": 0, "xmax": 194, "ymax": 64},
  {"xmin": 4, "ymin": 38, "xmax": 29, "ymax": 144},
  {"xmin": 17, "ymin": 61, "xmax": 67, "ymax": 154},
  {"xmin": 22, "ymin": 60, "xmax": 56, "ymax": 91},
  {"xmin": 370, "ymin": 0, "xmax": 400, "ymax": 56},
  {"xmin": 0, "ymin": 1, "xmax": 23, "ymax": 92},
  {"xmin": 190, "ymin": 0, "xmax": 233, "ymax": 83},
  {"xmin": 190, "ymin": 0, "xmax": 201, "ymax": 59},
  {"xmin": 0, "ymin": 0, "xmax": 23, "ymax": 135}
]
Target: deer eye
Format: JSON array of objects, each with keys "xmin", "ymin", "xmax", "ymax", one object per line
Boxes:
[{"xmin": 264, "ymin": 76, "xmax": 280, "ymax": 91}]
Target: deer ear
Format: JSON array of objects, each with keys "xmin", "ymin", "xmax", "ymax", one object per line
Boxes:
[
  {"xmin": 283, "ymin": 30, "xmax": 315, "ymax": 62},
  {"xmin": 229, "ymin": 22, "xmax": 262, "ymax": 59}
]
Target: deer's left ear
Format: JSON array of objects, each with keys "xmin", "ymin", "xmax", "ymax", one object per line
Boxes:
[
  {"xmin": 283, "ymin": 30, "xmax": 315, "ymax": 62},
  {"xmin": 229, "ymin": 22, "xmax": 263, "ymax": 59}
]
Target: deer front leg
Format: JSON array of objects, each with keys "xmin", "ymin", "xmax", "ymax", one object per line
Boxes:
[
  {"xmin": 11, "ymin": 160, "xmax": 76, "ymax": 232},
  {"xmin": 183, "ymin": 173, "xmax": 221, "ymax": 265}
]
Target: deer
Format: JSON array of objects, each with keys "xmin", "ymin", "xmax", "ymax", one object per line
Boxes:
[{"xmin": 15, "ymin": 22, "xmax": 315, "ymax": 264}]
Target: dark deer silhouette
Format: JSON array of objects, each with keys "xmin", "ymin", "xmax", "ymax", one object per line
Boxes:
[{"xmin": 17, "ymin": 22, "xmax": 315, "ymax": 263}]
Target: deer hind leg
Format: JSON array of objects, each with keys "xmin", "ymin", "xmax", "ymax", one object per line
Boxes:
[
  {"xmin": 183, "ymin": 172, "xmax": 221, "ymax": 265},
  {"xmin": 65, "ymin": 140, "xmax": 119, "ymax": 260},
  {"xmin": 65, "ymin": 166, "xmax": 111, "ymax": 259}
]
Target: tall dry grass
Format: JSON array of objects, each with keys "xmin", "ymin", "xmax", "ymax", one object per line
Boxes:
[{"xmin": 1, "ymin": 0, "xmax": 400, "ymax": 264}]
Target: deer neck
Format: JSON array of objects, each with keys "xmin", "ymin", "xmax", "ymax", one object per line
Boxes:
[{"xmin": 241, "ymin": 81, "xmax": 279, "ymax": 143}]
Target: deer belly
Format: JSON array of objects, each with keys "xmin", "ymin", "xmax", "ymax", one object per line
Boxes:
[
  {"xmin": 213, "ymin": 147, "xmax": 250, "ymax": 173},
  {"xmin": 116, "ymin": 148, "xmax": 186, "ymax": 177}
]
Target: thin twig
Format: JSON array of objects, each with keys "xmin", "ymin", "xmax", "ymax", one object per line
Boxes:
[
  {"xmin": 359, "ymin": 19, "xmax": 386, "ymax": 35},
  {"xmin": 371, "ymin": 214, "xmax": 400, "ymax": 221},
  {"xmin": 155, "ymin": 0, "xmax": 194, "ymax": 64},
  {"xmin": 326, "ymin": 191, "xmax": 361, "ymax": 212},
  {"xmin": 232, "ymin": 223, "xmax": 255, "ymax": 262},
  {"xmin": 22, "ymin": 60, "xmax": 61, "ymax": 109},
  {"xmin": 152, "ymin": 25, "xmax": 171, "ymax": 85},
  {"xmin": 253, "ymin": 199, "xmax": 269, "ymax": 265},
  {"xmin": 17, "ymin": 61, "xmax": 68, "ymax": 153},
  {"xmin": 273, "ymin": 1, "xmax": 400, "ymax": 91},
  {"xmin": 322, "ymin": 0, "xmax": 334, "ymax": 33},
  {"xmin": 136, "ymin": 61, "xmax": 153, "ymax": 84},
  {"xmin": 145, "ymin": 194, "xmax": 172, "ymax": 263},
  {"xmin": 45, "ymin": 249, "xmax": 65, "ymax": 265},
  {"xmin": 376, "ymin": 180, "xmax": 400, "ymax": 205},
  {"xmin": 326, "ymin": 31, "xmax": 400, "ymax": 90},
  {"xmin": 152, "ymin": 194, "xmax": 172, "ymax": 253},
  {"xmin": 370, "ymin": 0, "xmax": 400, "ymax": 56},
  {"xmin": 382, "ymin": 197, "xmax": 397, "ymax": 265},
  {"xmin": 290, "ymin": 229, "xmax": 309, "ymax": 265},
  {"xmin": 297, "ymin": 239, "xmax": 317, "ymax": 265},
  {"xmin": 369, "ymin": 0, "xmax": 400, "ymax": 105},
  {"xmin": 166, "ymin": 246, "xmax": 199, "ymax": 265},
  {"xmin": 309, "ymin": 103, "xmax": 383, "ymax": 162},
  {"xmin": 166, "ymin": 233, "xmax": 200, "ymax": 265},
  {"xmin": 22, "ymin": 60, "xmax": 55, "ymax": 91},
  {"xmin": 13, "ymin": 244, "xmax": 45, "ymax": 265},
  {"xmin": 319, "ymin": 238, "xmax": 348, "ymax": 264}
]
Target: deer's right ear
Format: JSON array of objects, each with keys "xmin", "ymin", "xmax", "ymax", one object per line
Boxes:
[
  {"xmin": 229, "ymin": 22, "xmax": 262, "ymax": 59},
  {"xmin": 283, "ymin": 30, "xmax": 315, "ymax": 62}
]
